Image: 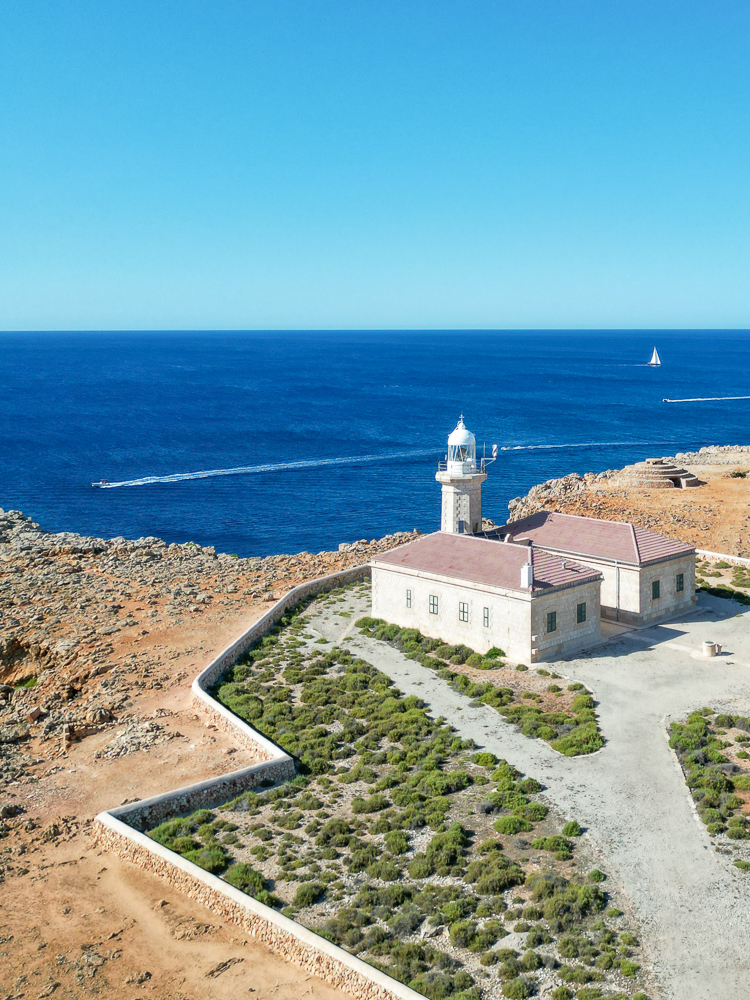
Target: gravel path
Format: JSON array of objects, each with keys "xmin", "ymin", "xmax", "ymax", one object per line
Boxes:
[{"xmin": 309, "ymin": 591, "xmax": 750, "ymax": 1000}]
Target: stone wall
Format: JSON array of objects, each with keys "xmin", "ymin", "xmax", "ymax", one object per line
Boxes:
[
  {"xmin": 697, "ymin": 549, "xmax": 750, "ymax": 568},
  {"xmin": 371, "ymin": 563, "xmax": 533, "ymax": 661},
  {"xmin": 92, "ymin": 564, "xmax": 426, "ymax": 1000},
  {"xmin": 94, "ymin": 816, "xmax": 423, "ymax": 1000},
  {"xmin": 530, "ymin": 579, "xmax": 602, "ymax": 661}
]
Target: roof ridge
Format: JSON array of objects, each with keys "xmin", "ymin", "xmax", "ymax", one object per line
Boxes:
[
  {"xmin": 511, "ymin": 510, "xmax": 633, "ymax": 529},
  {"xmin": 630, "ymin": 522, "xmax": 641, "ymax": 563},
  {"xmin": 546, "ymin": 510, "xmax": 633, "ymax": 529}
]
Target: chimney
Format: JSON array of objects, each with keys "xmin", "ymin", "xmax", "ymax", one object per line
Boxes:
[{"xmin": 520, "ymin": 560, "xmax": 533, "ymax": 589}]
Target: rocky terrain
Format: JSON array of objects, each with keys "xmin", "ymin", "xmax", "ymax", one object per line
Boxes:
[
  {"xmin": 1, "ymin": 443, "xmax": 749, "ymax": 999},
  {"xmin": 0, "ymin": 509, "xmax": 416, "ymax": 1000},
  {"xmin": 506, "ymin": 445, "xmax": 750, "ymax": 557}
]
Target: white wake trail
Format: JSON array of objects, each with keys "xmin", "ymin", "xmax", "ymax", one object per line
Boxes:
[
  {"xmin": 500, "ymin": 441, "xmax": 678, "ymax": 452},
  {"xmin": 663, "ymin": 396, "xmax": 750, "ymax": 403},
  {"xmin": 96, "ymin": 448, "xmax": 435, "ymax": 488}
]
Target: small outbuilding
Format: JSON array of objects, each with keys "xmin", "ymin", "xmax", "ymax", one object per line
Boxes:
[
  {"xmin": 489, "ymin": 511, "xmax": 696, "ymax": 625},
  {"xmin": 371, "ymin": 531, "xmax": 602, "ymax": 664}
]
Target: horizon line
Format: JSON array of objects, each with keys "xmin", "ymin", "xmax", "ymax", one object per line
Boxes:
[{"xmin": 1, "ymin": 326, "xmax": 749, "ymax": 335}]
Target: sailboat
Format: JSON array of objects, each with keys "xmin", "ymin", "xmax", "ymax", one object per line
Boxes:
[{"xmin": 647, "ymin": 346, "xmax": 661, "ymax": 366}]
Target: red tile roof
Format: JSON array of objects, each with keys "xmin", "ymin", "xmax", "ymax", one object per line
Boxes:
[
  {"xmin": 372, "ymin": 532, "xmax": 600, "ymax": 593},
  {"xmin": 495, "ymin": 511, "xmax": 694, "ymax": 565}
]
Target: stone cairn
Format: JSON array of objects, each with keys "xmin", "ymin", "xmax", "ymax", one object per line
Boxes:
[{"xmin": 617, "ymin": 457, "xmax": 701, "ymax": 489}]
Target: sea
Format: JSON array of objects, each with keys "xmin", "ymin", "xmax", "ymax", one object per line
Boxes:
[{"xmin": 1, "ymin": 330, "xmax": 748, "ymax": 557}]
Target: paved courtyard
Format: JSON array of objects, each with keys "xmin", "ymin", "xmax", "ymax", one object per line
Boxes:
[{"xmin": 305, "ymin": 588, "xmax": 750, "ymax": 1000}]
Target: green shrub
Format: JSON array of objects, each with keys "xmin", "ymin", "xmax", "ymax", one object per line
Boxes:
[
  {"xmin": 384, "ymin": 830, "xmax": 410, "ymax": 854},
  {"xmin": 367, "ymin": 859, "xmax": 402, "ymax": 881},
  {"xmin": 550, "ymin": 989, "xmax": 573, "ymax": 1000},
  {"xmin": 559, "ymin": 964, "xmax": 601, "ymax": 984},
  {"xmin": 224, "ymin": 862, "xmax": 265, "ymax": 894},
  {"xmin": 494, "ymin": 816, "xmax": 532, "ymax": 835},
  {"xmin": 733, "ymin": 859, "xmax": 750, "ymax": 871},
  {"xmin": 502, "ymin": 978, "xmax": 533, "ymax": 999},
  {"xmin": 473, "ymin": 751, "xmax": 499, "ymax": 768},
  {"xmin": 182, "ymin": 845, "xmax": 229, "ymax": 873},
  {"xmin": 293, "ymin": 882, "xmax": 325, "ymax": 907},
  {"xmin": 352, "ymin": 793, "xmax": 390, "ymax": 814},
  {"xmin": 409, "ymin": 856, "xmax": 434, "ymax": 878},
  {"xmin": 485, "ymin": 647, "xmax": 505, "ymax": 659},
  {"xmin": 588, "ymin": 869, "xmax": 606, "ymax": 882},
  {"xmin": 619, "ymin": 959, "xmax": 639, "ymax": 977},
  {"xmin": 562, "ymin": 820, "xmax": 582, "ymax": 837}
]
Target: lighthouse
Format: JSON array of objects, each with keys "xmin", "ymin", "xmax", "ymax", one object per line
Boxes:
[{"xmin": 435, "ymin": 416, "xmax": 490, "ymax": 534}]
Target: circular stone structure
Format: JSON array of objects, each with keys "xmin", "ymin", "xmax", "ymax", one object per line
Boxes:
[{"xmin": 617, "ymin": 457, "xmax": 701, "ymax": 489}]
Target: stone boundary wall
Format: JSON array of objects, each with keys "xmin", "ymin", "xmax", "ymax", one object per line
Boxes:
[
  {"xmin": 697, "ymin": 549, "xmax": 750, "ymax": 569},
  {"xmin": 93, "ymin": 564, "xmax": 426, "ymax": 1000},
  {"xmin": 95, "ymin": 812, "xmax": 422, "ymax": 1000}
]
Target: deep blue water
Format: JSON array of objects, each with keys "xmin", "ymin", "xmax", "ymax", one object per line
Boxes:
[{"xmin": 0, "ymin": 330, "xmax": 748, "ymax": 556}]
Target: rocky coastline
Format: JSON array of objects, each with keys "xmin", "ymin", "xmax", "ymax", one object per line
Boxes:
[
  {"xmin": 0, "ymin": 507, "xmax": 417, "ymax": 788},
  {"xmin": 507, "ymin": 443, "xmax": 750, "ymax": 522}
]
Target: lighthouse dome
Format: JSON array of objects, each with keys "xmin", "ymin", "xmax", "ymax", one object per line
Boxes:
[
  {"xmin": 448, "ymin": 417, "xmax": 475, "ymax": 449},
  {"xmin": 446, "ymin": 416, "xmax": 477, "ymax": 470}
]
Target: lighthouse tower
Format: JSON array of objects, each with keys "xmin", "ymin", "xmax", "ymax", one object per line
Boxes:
[{"xmin": 435, "ymin": 416, "xmax": 488, "ymax": 534}]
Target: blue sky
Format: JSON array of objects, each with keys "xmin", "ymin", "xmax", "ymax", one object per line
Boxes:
[{"xmin": 1, "ymin": 1, "xmax": 749, "ymax": 330}]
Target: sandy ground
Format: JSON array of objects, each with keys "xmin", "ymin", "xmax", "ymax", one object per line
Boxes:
[
  {"xmin": 321, "ymin": 588, "xmax": 750, "ymax": 1000},
  {"xmin": 524, "ymin": 455, "xmax": 750, "ymax": 558},
  {"xmin": 0, "ymin": 603, "xmax": 347, "ymax": 1000}
]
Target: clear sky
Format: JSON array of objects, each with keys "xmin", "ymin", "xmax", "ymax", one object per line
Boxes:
[{"xmin": 1, "ymin": 1, "xmax": 749, "ymax": 330}]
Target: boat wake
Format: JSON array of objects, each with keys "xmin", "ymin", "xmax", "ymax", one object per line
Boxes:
[
  {"xmin": 500, "ymin": 440, "xmax": 678, "ymax": 452},
  {"xmin": 93, "ymin": 448, "xmax": 436, "ymax": 488},
  {"xmin": 663, "ymin": 396, "xmax": 750, "ymax": 403}
]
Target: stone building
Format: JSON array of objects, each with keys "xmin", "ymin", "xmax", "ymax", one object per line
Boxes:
[
  {"xmin": 489, "ymin": 510, "xmax": 696, "ymax": 625},
  {"xmin": 371, "ymin": 532, "xmax": 602, "ymax": 663},
  {"xmin": 370, "ymin": 417, "xmax": 697, "ymax": 661}
]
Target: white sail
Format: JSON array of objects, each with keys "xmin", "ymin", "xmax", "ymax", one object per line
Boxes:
[{"xmin": 648, "ymin": 347, "xmax": 661, "ymax": 366}]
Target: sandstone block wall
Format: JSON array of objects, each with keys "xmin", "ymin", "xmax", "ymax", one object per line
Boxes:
[{"xmin": 93, "ymin": 816, "xmax": 422, "ymax": 1000}]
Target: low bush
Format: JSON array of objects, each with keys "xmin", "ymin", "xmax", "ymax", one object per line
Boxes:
[
  {"xmin": 293, "ymin": 882, "xmax": 325, "ymax": 907},
  {"xmin": 562, "ymin": 820, "xmax": 582, "ymax": 837},
  {"xmin": 502, "ymin": 978, "xmax": 534, "ymax": 999},
  {"xmin": 559, "ymin": 964, "xmax": 601, "ymax": 984}
]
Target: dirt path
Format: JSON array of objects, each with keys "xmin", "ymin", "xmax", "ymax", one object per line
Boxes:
[{"xmin": 315, "ymin": 590, "xmax": 750, "ymax": 1000}]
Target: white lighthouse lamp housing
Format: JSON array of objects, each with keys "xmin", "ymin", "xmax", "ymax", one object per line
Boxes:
[{"xmin": 446, "ymin": 416, "xmax": 477, "ymax": 474}]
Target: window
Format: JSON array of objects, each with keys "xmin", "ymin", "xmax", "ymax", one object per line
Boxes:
[
  {"xmin": 676, "ymin": 573, "xmax": 684, "ymax": 593},
  {"xmin": 483, "ymin": 607, "xmax": 490, "ymax": 628},
  {"xmin": 652, "ymin": 579, "xmax": 660, "ymax": 600},
  {"xmin": 547, "ymin": 611, "xmax": 557, "ymax": 633},
  {"xmin": 459, "ymin": 601, "xmax": 469, "ymax": 622},
  {"xmin": 406, "ymin": 589, "xmax": 412, "ymax": 608},
  {"xmin": 429, "ymin": 595, "xmax": 439, "ymax": 615},
  {"xmin": 577, "ymin": 602, "xmax": 586, "ymax": 624}
]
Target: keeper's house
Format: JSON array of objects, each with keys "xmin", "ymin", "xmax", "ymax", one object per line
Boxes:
[
  {"xmin": 488, "ymin": 511, "xmax": 695, "ymax": 626},
  {"xmin": 370, "ymin": 532, "xmax": 603, "ymax": 664}
]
